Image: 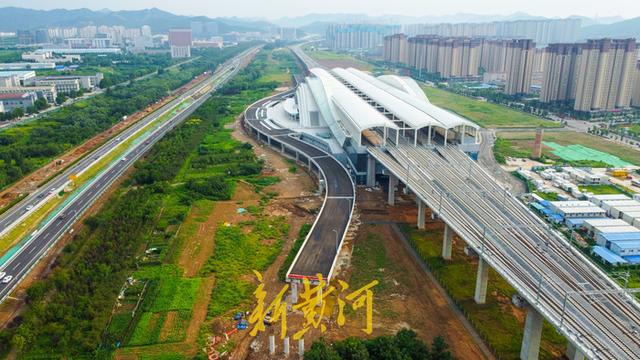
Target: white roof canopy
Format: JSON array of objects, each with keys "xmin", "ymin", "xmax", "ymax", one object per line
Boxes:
[{"xmin": 345, "ymin": 68, "xmax": 479, "ymax": 131}]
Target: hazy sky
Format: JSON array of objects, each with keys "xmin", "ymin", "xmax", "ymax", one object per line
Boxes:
[{"xmin": 1, "ymin": 0, "xmax": 638, "ymax": 19}]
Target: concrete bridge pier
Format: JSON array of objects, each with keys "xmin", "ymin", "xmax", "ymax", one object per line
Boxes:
[
  {"xmin": 474, "ymin": 257, "xmax": 489, "ymax": 304},
  {"xmin": 442, "ymin": 224, "xmax": 453, "ymax": 260},
  {"xmin": 565, "ymin": 343, "xmax": 585, "ymax": 360},
  {"xmin": 366, "ymin": 155, "xmax": 376, "ymax": 187},
  {"xmin": 387, "ymin": 175, "xmax": 398, "ymax": 206},
  {"xmin": 520, "ymin": 305, "xmax": 543, "ymax": 360},
  {"xmin": 417, "ymin": 200, "xmax": 426, "ymax": 229},
  {"xmin": 290, "ymin": 282, "xmax": 298, "ymax": 303}
]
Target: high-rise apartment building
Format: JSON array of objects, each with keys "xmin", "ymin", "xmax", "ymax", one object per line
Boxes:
[
  {"xmin": 384, "ymin": 34, "xmax": 481, "ymax": 78},
  {"xmin": 326, "ymin": 24, "xmax": 400, "ymax": 51},
  {"xmin": 504, "ymin": 39, "xmax": 536, "ymax": 95},
  {"xmin": 632, "ymin": 61, "xmax": 640, "ymax": 107},
  {"xmin": 169, "ymin": 29, "xmax": 192, "ymax": 58},
  {"xmin": 404, "ymin": 18, "xmax": 580, "ymax": 45},
  {"xmin": 540, "ymin": 43, "xmax": 581, "ymax": 103},
  {"xmin": 573, "ymin": 39, "xmax": 636, "ymax": 112}
]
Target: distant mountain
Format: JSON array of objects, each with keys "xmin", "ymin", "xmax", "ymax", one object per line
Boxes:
[
  {"xmin": 0, "ymin": 7, "xmax": 273, "ymax": 34},
  {"xmin": 274, "ymin": 12, "xmax": 555, "ymax": 28},
  {"xmin": 580, "ymin": 17, "xmax": 640, "ymax": 39},
  {"xmin": 569, "ymin": 15, "xmax": 625, "ymax": 27}
]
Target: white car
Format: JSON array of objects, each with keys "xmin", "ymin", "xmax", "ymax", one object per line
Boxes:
[
  {"xmin": 0, "ymin": 272, "xmax": 5, "ymax": 279},
  {"xmin": 26, "ymin": 205, "xmax": 34, "ymax": 211},
  {"xmin": 2, "ymin": 275, "xmax": 12, "ymax": 284}
]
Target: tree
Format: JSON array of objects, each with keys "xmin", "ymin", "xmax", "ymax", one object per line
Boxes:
[
  {"xmin": 429, "ymin": 336, "xmax": 453, "ymax": 360},
  {"xmin": 305, "ymin": 338, "xmax": 341, "ymax": 360},
  {"xmin": 333, "ymin": 337, "xmax": 370, "ymax": 360},
  {"xmin": 11, "ymin": 107, "xmax": 24, "ymax": 118},
  {"xmin": 394, "ymin": 329, "xmax": 430, "ymax": 360}
]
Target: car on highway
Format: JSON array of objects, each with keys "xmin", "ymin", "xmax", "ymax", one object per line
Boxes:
[
  {"xmin": 2, "ymin": 275, "xmax": 12, "ymax": 284},
  {"xmin": 26, "ymin": 205, "xmax": 34, "ymax": 211},
  {"xmin": 49, "ymin": 188, "xmax": 56, "ymax": 194},
  {"xmin": 121, "ymin": 157, "xmax": 127, "ymax": 162},
  {"xmin": 0, "ymin": 272, "xmax": 5, "ymax": 279}
]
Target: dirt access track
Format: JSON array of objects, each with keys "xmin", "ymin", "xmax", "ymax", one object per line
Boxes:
[{"xmin": 0, "ymin": 71, "xmax": 210, "ymax": 210}]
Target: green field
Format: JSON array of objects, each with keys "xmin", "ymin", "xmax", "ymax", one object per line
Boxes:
[
  {"xmin": 421, "ymin": 86, "xmax": 561, "ymax": 129},
  {"xmin": 304, "ymin": 47, "xmax": 374, "ymax": 71},
  {"xmin": 497, "ymin": 131, "xmax": 640, "ymax": 166}
]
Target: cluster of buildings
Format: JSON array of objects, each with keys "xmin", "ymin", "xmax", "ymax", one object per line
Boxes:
[
  {"xmin": 540, "ymin": 38, "xmax": 639, "ymax": 112},
  {"xmin": 384, "ymin": 34, "xmax": 541, "ymax": 94},
  {"xmin": 403, "ymin": 18, "xmax": 581, "ymax": 45},
  {"xmin": 532, "ymin": 193, "xmax": 640, "ymax": 265},
  {"xmin": 383, "ymin": 32, "xmax": 640, "ymax": 113},
  {"xmin": 0, "ymin": 69, "xmax": 102, "ymax": 114},
  {"xmin": 325, "ymin": 24, "xmax": 400, "ymax": 52}
]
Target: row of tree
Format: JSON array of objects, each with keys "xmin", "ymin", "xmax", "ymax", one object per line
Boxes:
[{"xmin": 305, "ymin": 329, "xmax": 453, "ymax": 360}]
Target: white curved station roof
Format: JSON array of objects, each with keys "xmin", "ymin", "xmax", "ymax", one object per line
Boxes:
[
  {"xmin": 310, "ymin": 68, "xmax": 398, "ymax": 134},
  {"xmin": 344, "ymin": 68, "xmax": 479, "ymax": 131},
  {"xmin": 378, "ymin": 74, "xmax": 429, "ymax": 103}
]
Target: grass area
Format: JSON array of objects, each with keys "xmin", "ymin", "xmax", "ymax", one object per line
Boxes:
[
  {"xmin": 201, "ymin": 216, "xmax": 289, "ymax": 317},
  {"xmin": 497, "ymin": 131, "xmax": 640, "ymax": 166},
  {"xmin": 400, "ymin": 224, "xmax": 566, "ymax": 359},
  {"xmin": 579, "ymin": 184, "xmax": 628, "ymax": 195},
  {"xmin": 303, "ymin": 47, "xmax": 374, "ymax": 71},
  {"xmin": 421, "ymin": 86, "xmax": 561, "ymax": 129}
]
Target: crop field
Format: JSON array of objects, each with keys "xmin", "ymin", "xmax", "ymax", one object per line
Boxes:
[{"xmin": 421, "ymin": 86, "xmax": 561, "ymax": 129}]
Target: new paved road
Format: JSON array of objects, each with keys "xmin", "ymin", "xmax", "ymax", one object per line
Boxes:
[{"xmin": 244, "ymin": 91, "xmax": 355, "ymax": 281}]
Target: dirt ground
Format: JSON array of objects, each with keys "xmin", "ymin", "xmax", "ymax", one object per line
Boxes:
[
  {"xmin": 0, "ymin": 73, "xmax": 211, "ymax": 211},
  {"xmin": 115, "ymin": 115, "xmax": 320, "ymax": 359},
  {"xmin": 225, "ymin": 185, "xmax": 493, "ymax": 360}
]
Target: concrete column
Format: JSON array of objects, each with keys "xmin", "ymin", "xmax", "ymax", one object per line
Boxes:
[
  {"xmin": 442, "ymin": 224, "xmax": 453, "ymax": 260},
  {"xmin": 298, "ymin": 338, "xmax": 305, "ymax": 356},
  {"xmin": 281, "ymin": 143, "xmax": 285, "ymax": 154},
  {"xmin": 474, "ymin": 257, "xmax": 489, "ymax": 304},
  {"xmin": 417, "ymin": 200, "xmax": 426, "ymax": 230},
  {"xmin": 366, "ymin": 155, "xmax": 376, "ymax": 187},
  {"xmin": 290, "ymin": 282, "xmax": 298, "ymax": 303},
  {"xmin": 296, "ymin": 151, "xmax": 299, "ymax": 161},
  {"xmin": 387, "ymin": 175, "xmax": 398, "ymax": 206},
  {"xmin": 284, "ymin": 337, "xmax": 290, "ymax": 355},
  {"xmin": 317, "ymin": 286, "xmax": 323, "ymax": 306},
  {"xmin": 428, "ymin": 126, "xmax": 432, "ymax": 145},
  {"xmin": 565, "ymin": 343, "xmax": 585, "ymax": 360},
  {"xmin": 520, "ymin": 306, "xmax": 543, "ymax": 360},
  {"xmin": 267, "ymin": 136, "xmax": 271, "ymax": 146},
  {"xmin": 444, "ymin": 129, "xmax": 448, "ymax": 144},
  {"xmin": 269, "ymin": 335, "xmax": 276, "ymax": 355}
]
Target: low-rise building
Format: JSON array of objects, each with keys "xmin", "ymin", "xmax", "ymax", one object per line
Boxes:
[
  {"xmin": 0, "ymin": 92, "xmax": 37, "ymax": 112},
  {"xmin": 23, "ymin": 73, "xmax": 103, "ymax": 91},
  {"xmin": 0, "ymin": 85, "xmax": 56, "ymax": 103},
  {"xmin": 588, "ymin": 194, "xmax": 631, "ymax": 207},
  {"xmin": 24, "ymin": 77, "xmax": 81, "ymax": 94},
  {"xmin": 0, "ymin": 70, "xmax": 36, "ymax": 87},
  {"xmin": 0, "ymin": 62, "xmax": 56, "ymax": 71}
]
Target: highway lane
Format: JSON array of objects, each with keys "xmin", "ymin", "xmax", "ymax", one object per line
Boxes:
[
  {"xmin": 0, "ymin": 48, "xmax": 258, "ymax": 302},
  {"xmin": 0, "ymin": 50, "xmax": 250, "ymax": 239},
  {"xmin": 243, "ymin": 90, "xmax": 355, "ymax": 281}
]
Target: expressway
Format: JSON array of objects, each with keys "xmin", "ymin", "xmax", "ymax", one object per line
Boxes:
[
  {"xmin": 0, "ymin": 47, "xmax": 259, "ymax": 303},
  {"xmin": 0, "ymin": 48, "xmax": 253, "ymax": 239},
  {"xmin": 243, "ymin": 91, "xmax": 355, "ymax": 282},
  {"xmin": 369, "ymin": 143, "xmax": 640, "ymax": 359}
]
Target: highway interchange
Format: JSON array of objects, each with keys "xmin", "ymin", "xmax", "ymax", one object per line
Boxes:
[{"xmin": 0, "ymin": 47, "xmax": 259, "ymax": 302}]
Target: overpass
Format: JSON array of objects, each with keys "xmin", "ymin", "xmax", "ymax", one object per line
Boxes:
[{"xmin": 243, "ymin": 90, "xmax": 355, "ymax": 295}]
